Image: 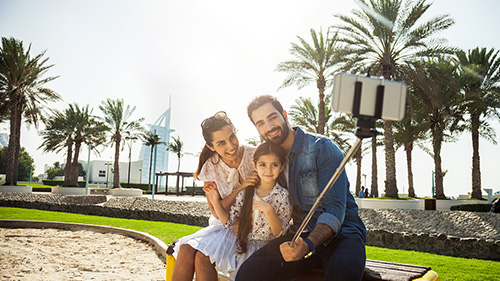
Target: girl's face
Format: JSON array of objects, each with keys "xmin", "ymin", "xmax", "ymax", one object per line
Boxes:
[
  {"xmin": 207, "ymin": 125, "xmax": 240, "ymax": 163},
  {"xmin": 252, "ymin": 153, "xmax": 284, "ymax": 185}
]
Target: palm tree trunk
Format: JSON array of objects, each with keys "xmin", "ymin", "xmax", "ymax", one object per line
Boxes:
[
  {"xmin": 470, "ymin": 113, "xmax": 482, "ymax": 199},
  {"xmin": 432, "ymin": 127, "xmax": 446, "ymax": 199},
  {"xmin": 5, "ymin": 98, "xmax": 22, "ymax": 185},
  {"xmin": 355, "ymin": 147, "xmax": 362, "ymax": 196},
  {"xmin": 371, "ymin": 135, "xmax": 378, "ymax": 197},
  {"xmin": 113, "ymin": 138, "xmax": 121, "ymax": 188},
  {"xmin": 384, "ymin": 120, "xmax": 398, "ymax": 198},
  {"xmin": 67, "ymin": 142, "xmax": 82, "ymax": 186},
  {"xmin": 177, "ymin": 157, "xmax": 181, "ymax": 173},
  {"xmin": 317, "ymin": 75, "xmax": 326, "ymax": 135},
  {"xmin": 63, "ymin": 143, "xmax": 73, "ymax": 186},
  {"xmin": 405, "ymin": 142, "xmax": 415, "ymax": 197}
]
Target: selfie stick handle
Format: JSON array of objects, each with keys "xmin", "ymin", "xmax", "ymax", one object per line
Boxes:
[{"xmin": 291, "ymin": 137, "xmax": 363, "ymax": 243}]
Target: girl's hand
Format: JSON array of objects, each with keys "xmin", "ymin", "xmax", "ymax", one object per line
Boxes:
[
  {"xmin": 253, "ymin": 194, "xmax": 273, "ymax": 215},
  {"xmin": 239, "ymin": 172, "xmax": 259, "ymax": 190}
]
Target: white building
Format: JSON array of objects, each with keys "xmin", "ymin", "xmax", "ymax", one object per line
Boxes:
[{"xmin": 88, "ymin": 160, "xmax": 143, "ymax": 186}]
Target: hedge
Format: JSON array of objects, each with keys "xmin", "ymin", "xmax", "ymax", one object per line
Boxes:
[
  {"xmin": 450, "ymin": 203, "xmax": 493, "ymax": 212},
  {"xmin": 42, "ymin": 180, "xmax": 87, "ymax": 187}
]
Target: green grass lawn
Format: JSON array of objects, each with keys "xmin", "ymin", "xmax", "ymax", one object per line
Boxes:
[{"xmin": 1, "ymin": 207, "xmax": 499, "ymax": 281}]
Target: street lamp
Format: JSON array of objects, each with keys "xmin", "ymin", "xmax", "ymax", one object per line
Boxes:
[
  {"xmin": 105, "ymin": 162, "xmax": 112, "ymax": 187},
  {"xmin": 125, "ymin": 135, "xmax": 138, "ymax": 186},
  {"xmin": 84, "ymin": 135, "xmax": 95, "ymax": 195},
  {"xmin": 362, "ymin": 174, "xmax": 367, "ymax": 188}
]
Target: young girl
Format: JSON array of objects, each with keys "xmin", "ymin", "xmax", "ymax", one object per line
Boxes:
[
  {"xmin": 172, "ymin": 111, "xmax": 258, "ymax": 281},
  {"xmin": 207, "ymin": 141, "xmax": 292, "ymax": 280}
]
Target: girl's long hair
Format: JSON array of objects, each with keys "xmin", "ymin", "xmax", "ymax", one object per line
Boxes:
[
  {"xmin": 194, "ymin": 116, "xmax": 236, "ymax": 179},
  {"xmin": 236, "ymin": 142, "xmax": 287, "ymax": 253}
]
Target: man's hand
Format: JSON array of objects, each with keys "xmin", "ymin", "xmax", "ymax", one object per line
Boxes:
[{"xmin": 279, "ymin": 237, "xmax": 309, "ymax": 262}]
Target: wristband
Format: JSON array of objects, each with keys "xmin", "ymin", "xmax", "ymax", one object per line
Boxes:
[{"xmin": 303, "ymin": 237, "xmax": 316, "ymax": 258}]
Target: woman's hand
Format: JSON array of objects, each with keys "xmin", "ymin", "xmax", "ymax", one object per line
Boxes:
[
  {"xmin": 253, "ymin": 194, "xmax": 273, "ymax": 215},
  {"xmin": 204, "ymin": 181, "xmax": 221, "ymax": 203},
  {"xmin": 239, "ymin": 172, "xmax": 259, "ymax": 191}
]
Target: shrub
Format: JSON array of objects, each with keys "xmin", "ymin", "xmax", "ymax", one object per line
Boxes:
[
  {"xmin": 42, "ymin": 180, "xmax": 86, "ymax": 187},
  {"xmin": 450, "ymin": 204, "xmax": 493, "ymax": 212}
]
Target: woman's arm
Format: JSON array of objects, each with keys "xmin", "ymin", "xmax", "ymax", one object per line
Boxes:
[
  {"xmin": 205, "ymin": 185, "xmax": 229, "ymax": 223},
  {"xmin": 220, "ymin": 172, "xmax": 259, "ymax": 211},
  {"xmin": 203, "ymin": 181, "xmax": 219, "ymax": 218}
]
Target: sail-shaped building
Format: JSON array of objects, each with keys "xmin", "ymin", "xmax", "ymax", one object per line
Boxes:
[{"xmin": 139, "ymin": 97, "xmax": 175, "ymax": 187}]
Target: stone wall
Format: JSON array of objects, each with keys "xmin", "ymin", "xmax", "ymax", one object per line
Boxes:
[{"xmin": 1, "ymin": 192, "xmax": 498, "ymax": 261}]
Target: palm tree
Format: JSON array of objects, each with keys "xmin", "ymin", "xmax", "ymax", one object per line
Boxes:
[
  {"xmin": 410, "ymin": 58, "xmax": 463, "ymax": 199},
  {"xmin": 39, "ymin": 104, "xmax": 107, "ymax": 186},
  {"xmin": 334, "ymin": 0, "xmax": 454, "ymax": 198},
  {"xmin": 393, "ymin": 104, "xmax": 428, "ymax": 197},
  {"xmin": 276, "ymin": 28, "xmax": 343, "ymax": 135},
  {"xmin": 99, "ymin": 98, "xmax": 144, "ymax": 188},
  {"xmin": 456, "ymin": 47, "xmax": 500, "ymax": 199},
  {"xmin": 0, "ymin": 37, "xmax": 60, "ymax": 185},
  {"xmin": 167, "ymin": 136, "xmax": 184, "ymax": 173},
  {"xmin": 140, "ymin": 130, "xmax": 165, "ymax": 191},
  {"xmin": 289, "ymin": 96, "xmax": 331, "ymax": 134}
]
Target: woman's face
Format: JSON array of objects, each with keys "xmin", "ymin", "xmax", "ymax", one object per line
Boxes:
[{"xmin": 208, "ymin": 125, "xmax": 240, "ymax": 163}]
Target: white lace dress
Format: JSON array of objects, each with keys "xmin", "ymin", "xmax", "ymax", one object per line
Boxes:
[
  {"xmin": 172, "ymin": 145, "xmax": 255, "ymax": 274},
  {"xmin": 223, "ymin": 184, "xmax": 291, "ymax": 280}
]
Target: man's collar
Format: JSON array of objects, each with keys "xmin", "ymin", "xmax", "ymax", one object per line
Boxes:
[{"xmin": 290, "ymin": 126, "xmax": 305, "ymax": 154}]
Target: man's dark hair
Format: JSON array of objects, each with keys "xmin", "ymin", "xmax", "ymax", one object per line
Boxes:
[{"xmin": 247, "ymin": 95, "xmax": 285, "ymax": 123}]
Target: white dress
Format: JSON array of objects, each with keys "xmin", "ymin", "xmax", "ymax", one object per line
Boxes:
[
  {"xmin": 224, "ymin": 184, "xmax": 291, "ymax": 280},
  {"xmin": 172, "ymin": 145, "xmax": 255, "ymax": 274}
]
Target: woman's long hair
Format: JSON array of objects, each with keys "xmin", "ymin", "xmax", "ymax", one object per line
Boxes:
[
  {"xmin": 236, "ymin": 142, "xmax": 287, "ymax": 253},
  {"xmin": 194, "ymin": 115, "xmax": 236, "ymax": 179}
]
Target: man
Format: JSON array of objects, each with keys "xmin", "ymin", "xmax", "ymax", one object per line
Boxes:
[{"xmin": 236, "ymin": 95, "xmax": 366, "ymax": 281}]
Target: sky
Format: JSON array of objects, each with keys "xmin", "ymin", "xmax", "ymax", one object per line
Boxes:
[{"xmin": 1, "ymin": 0, "xmax": 499, "ymax": 197}]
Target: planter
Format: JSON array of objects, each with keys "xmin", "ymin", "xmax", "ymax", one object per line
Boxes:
[
  {"xmin": 51, "ymin": 186, "xmax": 86, "ymax": 195},
  {"xmin": 109, "ymin": 188, "xmax": 143, "ymax": 197},
  {"xmin": 356, "ymin": 198, "xmax": 420, "ymax": 210},
  {"xmin": 0, "ymin": 185, "xmax": 32, "ymax": 193}
]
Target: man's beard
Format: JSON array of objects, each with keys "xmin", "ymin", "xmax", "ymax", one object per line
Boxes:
[{"xmin": 265, "ymin": 123, "xmax": 289, "ymax": 145}]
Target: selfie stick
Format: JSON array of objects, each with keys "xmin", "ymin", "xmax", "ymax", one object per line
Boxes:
[{"xmin": 291, "ymin": 70, "xmax": 383, "ymax": 244}]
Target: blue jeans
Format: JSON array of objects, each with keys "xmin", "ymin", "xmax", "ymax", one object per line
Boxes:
[{"xmin": 235, "ymin": 231, "xmax": 366, "ymax": 281}]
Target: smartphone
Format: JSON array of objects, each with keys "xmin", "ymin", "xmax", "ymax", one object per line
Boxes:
[{"xmin": 331, "ymin": 72, "xmax": 407, "ymax": 121}]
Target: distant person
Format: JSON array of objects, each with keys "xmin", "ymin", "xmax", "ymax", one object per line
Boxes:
[
  {"xmin": 364, "ymin": 188, "xmax": 369, "ymax": 198},
  {"xmin": 171, "ymin": 111, "xmax": 258, "ymax": 281},
  {"xmin": 206, "ymin": 141, "xmax": 292, "ymax": 280},
  {"xmin": 358, "ymin": 187, "xmax": 365, "ymax": 198}
]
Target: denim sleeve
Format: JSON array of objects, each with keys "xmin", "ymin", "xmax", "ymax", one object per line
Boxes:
[{"xmin": 315, "ymin": 140, "xmax": 347, "ymax": 235}]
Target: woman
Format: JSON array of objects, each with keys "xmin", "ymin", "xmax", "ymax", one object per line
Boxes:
[{"xmin": 172, "ymin": 111, "xmax": 258, "ymax": 281}]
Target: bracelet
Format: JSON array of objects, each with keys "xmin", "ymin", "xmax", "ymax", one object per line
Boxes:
[{"xmin": 303, "ymin": 237, "xmax": 316, "ymax": 258}]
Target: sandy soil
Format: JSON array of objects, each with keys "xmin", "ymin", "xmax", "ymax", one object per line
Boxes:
[{"xmin": 0, "ymin": 228, "xmax": 166, "ymax": 281}]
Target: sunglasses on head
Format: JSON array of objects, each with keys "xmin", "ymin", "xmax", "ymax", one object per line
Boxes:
[{"xmin": 201, "ymin": 111, "xmax": 228, "ymax": 130}]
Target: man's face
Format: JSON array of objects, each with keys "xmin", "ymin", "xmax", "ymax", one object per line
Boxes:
[{"xmin": 250, "ymin": 102, "xmax": 289, "ymax": 145}]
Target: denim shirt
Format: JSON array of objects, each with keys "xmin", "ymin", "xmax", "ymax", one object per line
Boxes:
[{"xmin": 288, "ymin": 127, "xmax": 366, "ymax": 241}]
